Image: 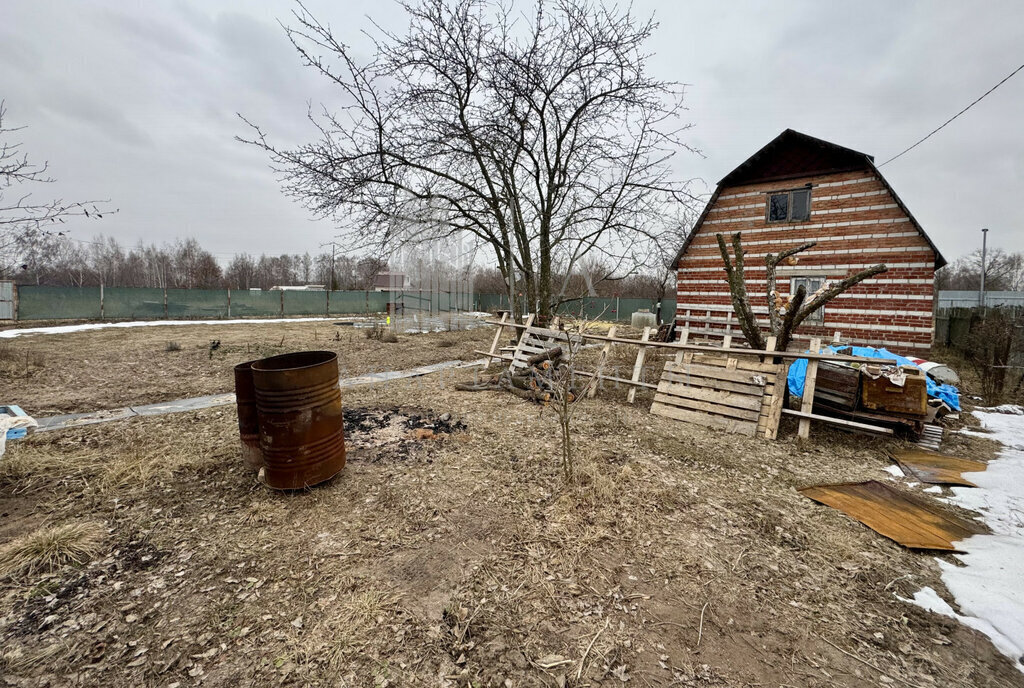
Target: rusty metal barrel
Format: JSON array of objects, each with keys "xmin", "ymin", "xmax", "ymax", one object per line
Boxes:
[
  {"xmin": 251, "ymin": 351, "xmax": 346, "ymax": 489},
  {"xmin": 233, "ymin": 360, "xmax": 263, "ymax": 470}
]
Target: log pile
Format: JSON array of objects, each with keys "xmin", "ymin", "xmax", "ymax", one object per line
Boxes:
[{"xmin": 456, "ymin": 346, "xmax": 586, "ymax": 403}]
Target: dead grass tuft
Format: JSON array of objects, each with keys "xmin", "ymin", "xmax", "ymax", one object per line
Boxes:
[
  {"xmin": 0, "ymin": 643, "xmax": 63, "ymax": 674},
  {"xmin": 0, "ymin": 521, "xmax": 106, "ymax": 577},
  {"xmin": 165, "ymin": 340, "xmax": 181, "ymax": 352}
]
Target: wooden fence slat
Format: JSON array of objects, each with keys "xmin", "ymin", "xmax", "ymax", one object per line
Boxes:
[
  {"xmin": 661, "ymin": 370, "xmax": 765, "ymax": 396},
  {"xmin": 798, "ymin": 337, "xmax": 822, "ymax": 439},
  {"xmin": 626, "ymin": 326, "xmax": 652, "ymax": 404},
  {"xmin": 665, "ymin": 361, "xmax": 772, "ymax": 385},
  {"xmin": 656, "ymin": 381, "xmax": 763, "ymax": 412},
  {"xmin": 651, "ymin": 402, "xmax": 757, "ymax": 437},
  {"xmin": 588, "ymin": 325, "xmax": 616, "ymax": 398}
]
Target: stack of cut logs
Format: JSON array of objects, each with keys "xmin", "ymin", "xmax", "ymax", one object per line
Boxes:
[{"xmin": 457, "ymin": 347, "xmax": 587, "ymax": 403}]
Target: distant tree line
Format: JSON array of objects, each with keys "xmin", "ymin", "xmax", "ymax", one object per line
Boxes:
[
  {"xmin": 937, "ymin": 248, "xmax": 1024, "ymax": 292},
  {"xmin": 8, "ymin": 232, "xmax": 670, "ymax": 298},
  {"xmin": 7, "ymin": 233, "xmax": 389, "ymax": 291}
]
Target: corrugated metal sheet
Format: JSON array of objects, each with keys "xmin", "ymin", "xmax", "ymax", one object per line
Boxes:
[
  {"xmin": 799, "ymin": 480, "xmax": 983, "ymax": 551},
  {"xmin": 887, "ymin": 449, "xmax": 986, "ymax": 487}
]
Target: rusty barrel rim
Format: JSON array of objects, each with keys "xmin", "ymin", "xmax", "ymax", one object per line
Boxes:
[{"xmin": 251, "ymin": 350, "xmax": 338, "ymax": 375}]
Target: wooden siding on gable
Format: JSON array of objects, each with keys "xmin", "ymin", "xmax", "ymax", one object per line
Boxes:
[{"xmin": 676, "ymin": 169, "xmax": 937, "ymax": 352}]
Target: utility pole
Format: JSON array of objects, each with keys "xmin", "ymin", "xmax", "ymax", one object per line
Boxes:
[
  {"xmin": 320, "ymin": 240, "xmax": 341, "ymax": 291},
  {"xmin": 979, "ymin": 227, "xmax": 989, "ymax": 307}
]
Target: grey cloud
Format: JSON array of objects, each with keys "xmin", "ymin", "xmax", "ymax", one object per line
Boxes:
[{"xmin": 2, "ymin": 0, "xmax": 1022, "ymax": 262}]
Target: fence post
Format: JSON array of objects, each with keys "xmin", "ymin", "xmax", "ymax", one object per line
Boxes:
[
  {"xmin": 100, "ymin": 282, "xmax": 105, "ymax": 320},
  {"xmin": 227, "ymin": 288, "xmax": 231, "ymax": 318},
  {"xmin": 279, "ymin": 290, "xmax": 284, "ymax": 316},
  {"xmin": 163, "ymin": 288, "xmax": 168, "ymax": 318}
]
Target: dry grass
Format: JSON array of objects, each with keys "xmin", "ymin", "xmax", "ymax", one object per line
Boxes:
[
  {"xmin": 0, "ymin": 319, "xmax": 493, "ymax": 415},
  {"xmin": 0, "ymin": 323, "xmax": 1018, "ymax": 687},
  {"xmin": 0, "ymin": 521, "xmax": 105, "ymax": 577}
]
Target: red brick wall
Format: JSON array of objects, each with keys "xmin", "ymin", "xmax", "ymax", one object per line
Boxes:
[{"xmin": 675, "ymin": 170, "xmax": 936, "ymax": 352}]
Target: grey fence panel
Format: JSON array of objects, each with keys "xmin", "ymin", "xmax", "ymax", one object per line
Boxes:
[
  {"xmin": 937, "ymin": 290, "xmax": 1024, "ymax": 308},
  {"xmin": 17, "ymin": 286, "xmax": 102, "ymax": 320},
  {"xmin": 230, "ymin": 290, "xmax": 282, "ymax": 317},
  {"xmin": 104, "ymin": 287, "xmax": 166, "ymax": 319}
]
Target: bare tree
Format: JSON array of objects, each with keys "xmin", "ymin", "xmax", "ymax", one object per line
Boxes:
[
  {"xmin": 937, "ymin": 248, "xmax": 1024, "ymax": 292},
  {"xmin": 717, "ymin": 232, "xmax": 887, "ymax": 351},
  {"xmin": 0, "ymin": 101, "xmax": 114, "ymax": 278},
  {"xmin": 240, "ymin": 0, "xmax": 697, "ymax": 320}
]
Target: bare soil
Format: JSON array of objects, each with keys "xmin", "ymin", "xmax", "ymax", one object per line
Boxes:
[{"xmin": 0, "ymin": 323, "xmax": 1020, "ymax": 686}]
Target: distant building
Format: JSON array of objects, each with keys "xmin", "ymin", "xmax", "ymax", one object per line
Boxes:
[
  {"xmin": 672, "ymin": 129, "xmax": 945, "ymax": 352},
  {"xmin": 372, "ymin": 272, "xmax": 406, "ymax": 292},
  {"xmin": 268, "ymin": 285, "xmax": 326, "ymax": 291}
]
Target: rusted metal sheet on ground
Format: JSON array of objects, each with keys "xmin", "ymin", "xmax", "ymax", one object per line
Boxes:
[
  {"xmin": 798, "ymin": 480, "xmax": 983, "ymax": 551},
  {"xmin": 252, "ymin": 351, "xmax": 346, "ymax": 490},
  {"xmin": 233, "ymin": 360, "xmax": 263, "ymax": 470},
  {"xmin": 887, "ymin": 448, "xmax": 986, "ymax": 487}
]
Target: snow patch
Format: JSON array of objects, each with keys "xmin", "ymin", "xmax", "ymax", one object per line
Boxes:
[
  {"xmin": 0, "ymin": 317, "xmax": 343, "ymax": 338},
  {"xmin": 897, "ymin": 587, "xmax": 1021, "ymax": 661},
  {"xmin": 923, "ymin": 485, "xmax": 942, "ymax": 494},
  {"xmin": 883, "ymin": 464, "xmax": 904, "ymax": 477},
  {"xmin": 898, "ymin": 407, "xmax": 1024, "ymax": 671}
]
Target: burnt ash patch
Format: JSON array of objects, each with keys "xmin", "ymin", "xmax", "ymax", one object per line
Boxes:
[{"xmin": 342, "ymin": 407, "xmax": 465, "ymax": 462}]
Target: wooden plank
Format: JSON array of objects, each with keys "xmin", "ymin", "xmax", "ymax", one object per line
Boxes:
[
  {"xmin": 665, "ymin": 361, "xmax": 772, "ymax": 386},
  {"xmin": 653, "ymin": 392, "xmax": 762, "ymax": 422},
  {"xmin": 507, "ymin": 314, "xmax": 535, "ymax": 371},
  {"xmin": 661, "ymin": 370, "xmax": 764, "ymax": 396},
  {"xmin": 567, "ymin": 331, "xmax": 899, "ymax": 365},
  {"xmin": 763, "ymin": 361, "xmax": 789, "ymax": 440},
  {"xmin": 473, "ymin": 350, "xmax": 515, "ymax": 362},
  {"xmin": 575, "ymin": 370, "xmax": 657, "ymax": 390},
  {"xmin": 588, "ymin": 325, "xmax": 616, "ymax": 398},
  {"xmin": 626, "ymin": 326, "xmax": 652, "ymax": 404},
  {"xmin": 673, "ymin": 328, "xmax": 690, "ymax": 365},
  {"xmin": 689, "ymin": 354, "xmax": 780, "ymax": 373},
  {"xmin": 483, "ymin": 311, "xmax": 509, "ymax": 370},
  {"xmin": 798, "ymin": 337, "xmax": 822, "ymax": 439},
  {"xmin": 782, "ymin": 409, "xmax": 894, "ymax": 435},
  {"xmin": 656, "ymin": 381, "xmax": 763, "ymax": 412},
  {"xmin": 651, "ymin": 401, "xmax": 757, "ymax": 437}
]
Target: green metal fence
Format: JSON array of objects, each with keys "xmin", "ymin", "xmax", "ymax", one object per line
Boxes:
[
  {"xmin": 13, "ymin": 285, "xmax": 670, "ymax": 323},
  {"xmin": 14, "ymin": 286, "xmax": 398, "ymax": 321}
]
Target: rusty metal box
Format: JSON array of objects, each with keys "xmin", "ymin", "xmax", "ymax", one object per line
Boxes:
[{"xmin": 860, "ymin": 365, "xmax": 927, "ymax": 418}]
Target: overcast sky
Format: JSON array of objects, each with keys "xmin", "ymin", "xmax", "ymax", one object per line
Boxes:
[{"xmin": 3, "ymin": 0, "xmax": 1022, "ymax": 266}]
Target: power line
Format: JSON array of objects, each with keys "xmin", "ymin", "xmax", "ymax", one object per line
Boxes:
[{"xmin": 879, "ymin": 61, "xmax": 1024, "ymax": 167}]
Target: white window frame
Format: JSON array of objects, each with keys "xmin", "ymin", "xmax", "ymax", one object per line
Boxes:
[{"xmin": 791, "ymin": 275, "xmax": 825, "ymax": 324}]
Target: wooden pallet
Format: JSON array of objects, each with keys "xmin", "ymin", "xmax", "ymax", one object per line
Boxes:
[
  {"xmin": 509, "ymin": 323, "xmax": 582, "ymax": 371},
  {"xmin": 650, "ymin": 351, "xmax": 787, "ymax": 439}
]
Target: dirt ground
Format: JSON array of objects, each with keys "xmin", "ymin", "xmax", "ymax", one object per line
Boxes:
[
  {"xmin": 0, "ymin": 319, "xmax": 497, "ymax": 416},
  {"xmin": 0, "ymin": 321, "xmax": 1021, "ymax": 687}
]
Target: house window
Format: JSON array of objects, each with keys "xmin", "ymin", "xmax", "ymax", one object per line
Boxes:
[
  {"xmin": 791, "ymin": 276, "xmax": 825, "ymax": 324},
  {"xmin": 767, "ymin": 188, "xmax": 811, "ymax": 222}
]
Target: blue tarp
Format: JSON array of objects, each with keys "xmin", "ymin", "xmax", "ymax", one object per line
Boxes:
[{"xmin": 787, "ymin": 345, "xmax": 960, "ymax": 411}]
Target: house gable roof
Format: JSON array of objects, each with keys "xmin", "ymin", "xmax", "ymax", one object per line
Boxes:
[{"xmin": 671, "ymin": 129, "xmax": 946, "ymax": 269}]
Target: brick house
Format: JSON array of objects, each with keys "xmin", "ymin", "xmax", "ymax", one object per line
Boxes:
[{"xmin": 672, "ymin": 129, "xmax": 946, "ymax": 352}]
